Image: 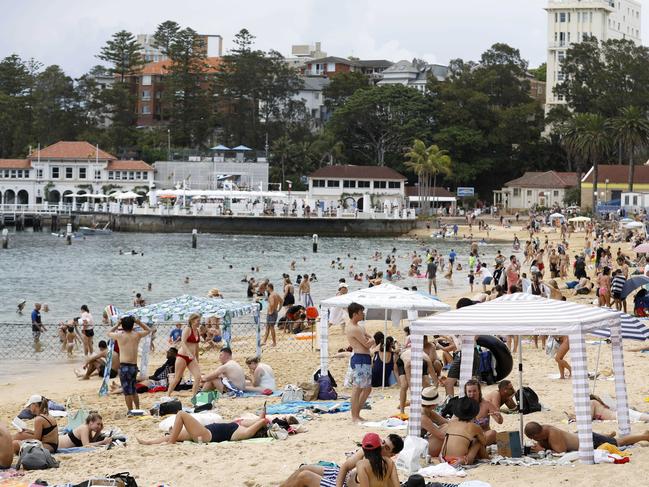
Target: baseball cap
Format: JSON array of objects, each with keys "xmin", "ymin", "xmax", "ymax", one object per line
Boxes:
[
  {"xmin": 421, "ymin": 386, "xmax": 439, "ymax": 406},
  {"xmin": 361, "ymin": 432, "xmax": 382, "ymax": 450},
  {"xmin": 24, "ymin": 394, "xmax": 43, "ymax": 408},
  {"xmin": 338, "ymin": 283, "xmax": 348, "ymax": 290}
]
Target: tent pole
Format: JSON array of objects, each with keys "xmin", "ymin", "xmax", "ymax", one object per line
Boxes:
[
  {"xmin": 382, "ymin": 308, "xmax": 387, "ymax": 389},
  {"xmin": 519, "ymin": 335, "xmax": 524, "ymax": 451},
  {"xmin": 592, "ymin": 339, "xmax": 603, "ymax": 395}
]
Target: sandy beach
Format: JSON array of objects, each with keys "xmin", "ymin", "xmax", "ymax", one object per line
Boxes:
[{"xmin": 3, "ymin": 221, "xmax": 649, "ymax": 487}]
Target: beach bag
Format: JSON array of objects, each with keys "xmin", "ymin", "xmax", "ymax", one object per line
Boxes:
[
  {"xmin": 516, "ymin": 386, "xmax": 541, "ymax": 415},
  {"xmin": 313, "ymin": 369, "xmax": 338, "ymax": 388},
  {"xmin": 108, "ymin": 472, "xmax": 138, "ymax": 487},
  {"xmin": 317, "ymin": 375, "xmax": 338, "ymax": 400},
  {"xmin": 16, "ymin": 440, "xmax": 59, "ymax": 470},
  {"xmin": 395, "ymin": 436, "xmax": 428, "ymax": 474},
  {"xmin": 545, "ymin": 336, "xmax": 560, "ymax": 357},
  {"xmin": 440, "ymin": 395, "xmax": 459, "ymax": 419},
  {"xmin": 191, "ymin": 391, "xmax": 220, "ymax": 407},
  {"xmin": 298, "ymin": 381, "xmax": 320, "ymax": 401},
  {"xmin": 477, "ymin": 349, "xmax": 496, "ymax": 385},
  {"xmin": 281, "ymin": 385, "xmax": 304, "ymax": 403},
  {"xmin": 159, "ymin": 399, "xmax": 182, "ymax": 416}
]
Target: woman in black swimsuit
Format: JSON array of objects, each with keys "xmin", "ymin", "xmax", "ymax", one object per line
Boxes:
[
  {"xmin": 136, "ymin": 410, "xmax": 269, "ymax": 446},
  {"xmin": 12, "ymin": 395, "xmax": 59, "ymax": 454},
  {"xmin": 58, "ymin": 413, "xmax": 111, "ymax": 449}
]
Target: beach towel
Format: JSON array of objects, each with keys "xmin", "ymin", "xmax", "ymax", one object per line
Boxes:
[
  {"xmin": 417, "ymin": 463, "xmax": 467, "ymax": 478},
  {"xmin": 55, "ymin": 447, "xmax": 94, "ymax": 454},
  {"xmin": 238, "ymin": 390, "xmax": 282, "ymax": 398},
  {"xmin": 362, "ymin": 418, "xmax": 407, "ymax": 430},
  {"xmin": 266, "ymin": 401, "xmax": 352, "ymax": 415}
]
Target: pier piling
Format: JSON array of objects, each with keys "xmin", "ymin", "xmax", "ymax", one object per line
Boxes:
[
  {"xmin": 66, "ymin": 223, "xmax": 72, "ymax": 245},
  {"xmin": 312, "ymin": 233, "xmax": 318, "ymax": 253},
  {"xmin": 1, "ymin": 229, "xmax": 8, "ymax": 249},
  {"xmin": 192, "ymin": 229, "xmax": 198, "ymax": 249}
]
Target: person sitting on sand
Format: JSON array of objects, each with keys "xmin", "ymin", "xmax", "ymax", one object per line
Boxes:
[
  {"xmin": 524, "ymin": 421, "xmax": 649, "ymax": 453},
  {"xmin": 76, "ymin": 340, "xmax": 119, "ymax": 380},
  {"xmin": 58, "ymin": 412, "xmax": 112, "ymax": 448},
  {"xmin": 438, "ymin": 396, "xmax": 488, "ymax": 466},
  {"xmin": 244, "ymin": 356, "xmax": 276, "ymax": 393},
  {"xmin": 420, "ymin": 387, "xmax": 448, "ymax": 457},
  {"xmin": 354, "ymin": 433, "xmax": 400, "ymax": 486},
  {"xmin": 0, "ymin": 422, "xmax": 13, "ymax": 469},
  {"xmin": 463, "ymin": 379, "xmax": 502, "ymax": 445},
  {"xmin": 484, "ymin": 380, "xmax": 518, "ymax": 412},
  {"xmin": 201, "ymin": 347, "xmax": 246, "ymax": 393},
  {"xmin": 12, "ymin": 395, "xmax": 59, "ymax": 454},
  {"xmin": 280, "ymin": 433, "xmax": 403, "ymax": 487},
  {"xmin": 137, "ymin": 409, "xmax": 268, "ymax": 445},
  {"xmin": 396, "ymin": 348, "xmax": 434, "ymax": 414},
  {"xmin": 565, "ymin": 395, "xmax": 649, "ymax": 423}
]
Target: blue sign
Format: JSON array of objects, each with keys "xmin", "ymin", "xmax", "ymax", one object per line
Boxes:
[{"xmin": 456, "ymin": 187, "xmax": 475, "ymax": 197}]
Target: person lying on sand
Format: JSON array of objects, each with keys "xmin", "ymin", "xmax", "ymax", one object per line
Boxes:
[
  {"xmin": 525, "ymin": 421, "xmax": 649, "ymax": 453},
  {"xmin": 280, "ymin": 433, "xmax": 403, "ymax": 487},
  {"xmin": 58, "ymin": 412, "xmax": 112, "ymax": 448},
  {"xmin": 136, "ymin": 410, "xmax": 268, "ymax": 445},
  {"xmin": 564, "ymin": 395, "xmax": 649, "ymax": 423}
]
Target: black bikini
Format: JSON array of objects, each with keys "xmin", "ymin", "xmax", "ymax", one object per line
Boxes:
[
  {"xmin": 67, "ymin": 430, "xmax": 83, "ymax": 447},
  {"xmin": 40, "ymin": 415, "xmax": 59, "ymax": 453}
]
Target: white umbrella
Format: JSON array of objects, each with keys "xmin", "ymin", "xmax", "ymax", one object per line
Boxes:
[
  {"xmin": 568, "ymin": 216, "xmax": 591, "ymax": 223},
  {"xmin": 115, "ymin": 191, "xmax": 141, "ymax": 200},
  {"xmin": 625, "ymin": 221, "xmax": 645, "ymax": 229},
  {"xmin": 549, "ymin": 213, "xmax": 565, "ymax": 220}
]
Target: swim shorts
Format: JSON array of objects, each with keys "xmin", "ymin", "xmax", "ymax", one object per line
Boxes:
[
  {"xmin": 32, "ymin": 330, "xmax": 41, "ymax": 341},
  {"xmin": 349, "ymin": 353, "xmax": 372, "ymax": 389},
  {"xmin": 99, "ymin": 364, "xmax": 118, "ymax": 379},
  {"xmin": 119, "ymin": 363, "xmax": 139, "ymax": 396},
  {"xmin": 447, "ymin": 351, "xmax": 480, "ymax": 380},
  {"xmin": 592, "ymin": 432, "xmax": 617, "ymax": 448},
  {"xmin": 267, "ymin": 312, "xmax": 278, "ymax": 326},
  {"xmin": 319, "ymin": 466, "xmax": 343, "ymax": 487},
  {"xmin": 84, "ymin": 329, "xmax": 94, "ymax": 338},
  {"xmin": 205, "ymin": 422, "xmax": 239, "ymax": 442}
]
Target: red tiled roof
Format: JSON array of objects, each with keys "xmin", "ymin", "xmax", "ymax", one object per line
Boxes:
[
  {"xmin": 581, "ymin": 164, "xmax": 649, "ymax": 184},
  {"xmin": 0, "ymin": 159, "xmax": 31, "ymax": 169},
  {"xmin": 106, "ymin": 160, "xmax": 154, "ymax": 171},
  {"xmin": 504, "ymin": 171, "xmax": 578, "ymax": 189},
  {"xmin": 309, "ymin": 165, "xmax": 406, "ymax": 180},
  {"xmin": 140, "ymin": 57, "xmax": 221, "ymax": 76},
  {"xmin": 405, "ymin": 186, "xmax": 455, "ymax": 197},
  {"xmin": 28, "ymin": 141, "xmax": 115, "ymax": 160}
]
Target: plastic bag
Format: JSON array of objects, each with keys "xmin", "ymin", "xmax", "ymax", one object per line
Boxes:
[{"xmin": 395, "ymin": 436, "xmax": 429, "ymax": 474}]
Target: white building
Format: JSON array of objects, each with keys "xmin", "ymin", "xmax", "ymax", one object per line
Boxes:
[
  {"xmin": 0, "ymin": 141, "xmax": 153, "ymax": 206},
  {"xmin": 294, "ymin": 77, "xmax": 330, "ymax": 127},
  {"xmin": 378, "ymin": 60, "xmax": 448, "ymax": 93},
  {"xmin": 493, "ymin": 170, "xmax": 578, "ymax": 210},
  {"xmin": 308, "ymin": 165, "xmax": 406, "ymax": 211},
  {"xmin": 545, "ymin": 0, "xmax": 642, "ymax": 112},
  {"xmin": 285, "ymin": 42, "xmax": 327, "ymax": 70}
]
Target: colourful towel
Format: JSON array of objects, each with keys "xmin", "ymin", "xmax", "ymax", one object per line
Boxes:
[
  {"xmin": 55, "ymin": 446, "xmax": 94, "ymax": 454},
  {"xmin": 239, "ymin": 391, "xmax": 282, "ymax": 398},
  {"xmin": 266, "ymin": 401, "xmax": 351, "ymax": 415}
]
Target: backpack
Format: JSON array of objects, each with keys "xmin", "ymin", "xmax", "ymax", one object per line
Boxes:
[
  {"xmin": 516, "ymin": 386, "xmax": 541, "ymax": 414},
  {"xmin": 477, "ymin": 349, "xmax": 496, "ymax": 385},
  {"xmin": 281, "ymin": 385, "xmax": 304, "ymax": 403},
  {"xmin": 16, "ymin": 440, "xmax": 59, "ymax": 470},
  {"xmin": 298, "ymin": 381, "xmax": 320, "ymax": 401},
  {"xmin": 440, "ymin": 395, "xmax": 459, "ymax": 419},
  {"xmin": 313, "ymin": 369, "xmax": 338, "ymax": 388},
  {"xmin": 158, "ymin": 399, "xmax": 182, "ymax": 416},
  {"xmin": 317, "ymin": 374, "xmax": 338, "ymax": 400}
]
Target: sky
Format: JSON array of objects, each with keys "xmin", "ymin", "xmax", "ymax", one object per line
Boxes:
[{"xmin": 1, "ymin": 0, "xmax": 647, "ymax": 77}]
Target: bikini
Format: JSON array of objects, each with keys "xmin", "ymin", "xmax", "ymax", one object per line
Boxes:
[
  {"xmin": 177, "ymin": 328, "xmax": 200, "ymax": 364},
  {"xmin": 440, "ymin": 431, "xmax": 473, "ymax": 465},
  {"xmin": 67, "ymin": 430, "xmax": 83, "ymax": 447},
  {"xmin": 40, "ymin": 415, "xmax": 59, "ymax": 453}
]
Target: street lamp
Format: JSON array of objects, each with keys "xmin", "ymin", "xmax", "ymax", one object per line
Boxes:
[
  {"xmin": 604, "ymin": 178, "xmax": 609, "ymax": 204},
  {"xmin": 167, "ymin": 129, "xmax": 171, "ymax": 161}
]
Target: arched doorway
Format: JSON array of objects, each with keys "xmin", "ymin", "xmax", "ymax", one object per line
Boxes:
[
  {"xmin": 62, "ymin": 190, "xmax": 73, "ymax": 207},
  {"xmin": 77, "ymin": 190, "xmax": 88, "ymax": 204},
  {"xmin": 17, "ymin": 190, "xmax": 29, "ymax": 205},
  {"xmin": 47, "ymin": 189, "xmax": 61, "ymax": 204},
  {"xmin": 357, "ymin": 197, "xmax": 364, "ymax": 211},
  {"xmin": 4, "ymin": 189, "xmax": 16, "ymax": 205}
]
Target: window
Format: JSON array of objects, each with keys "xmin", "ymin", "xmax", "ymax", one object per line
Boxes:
[
  {"xmin": 357, "ymin": 181, "xmax": 370, "ymax": 188},
  {"xmin": 513, "ymin": 188, "xmax": 520, "ymax": 196},
  {"xmin": 373, "ymin": 181, "xmax": 387, "ymax": 189},
  {"xmin": 37, "ymin": 169, "xmax": 43, "ymax": 178},
  {"xmin": 633, "ymin": 196, "xmax": 638, "ymax": 206},
  {"xmin": 559, "ymin": 12, "xmax": 566, "ymax": 22},
  {"xmin": 527, "ymin": 190, "xmax": 532, "ymax": 196},
  {"xmin": 312, "ymin": 179, "xmax": 325, "ymax": 188},
  {"xmin": 142, "ymin": 90, "xmax": 151, "ymax": 100},
  {"xmin": 135, "ymin": 171, "xmax": 141, "ymax": 179},
  {"xmin": 142, "ymin": 105, "xmax": 151, "ymax": 114},
  {"xmin": 388, "ymin": 181, "xmax": 401, "ymax": 189},
  {"xmin": 326, "ymin": 180, "xmax": 339, "ymax": 188},
  {"xmin": 624, "ymin": 195, "xmax": 630, "ymax": 205},
  {"xmin": 343, "ymin": 180, "xmax": 356, "ymax": 188},
  {"xmin": 65, "ymin": 167, "xmax": 73, "ymax": 179},
  {"xmin": 95, "ymin": 169, "xmax": 101, "ymax": 179},
  {"xmin": 51, "ymin": 166, "xmax": 59, "ymax": 178},
  {"xmin": 327, "ymin": 63, "xmax": 336, "ymax": 71},
  {"xmin": 142, "ymin": 75, "xmax": 152, "ymax": 86},
  {"xmin": 553, "ymin": 190, "xmax": 559, "ymax": 197},
  {"xmin": 558, "ymin": 51, "xmax": 566, "ymax": 62},
  {"xmin": 10, "ymin": 170, "xmax": 16, "ymax": 178},
  {"xmin": 16, "ymin": 170, "xmax": 22, "ymax": 178},
  {"xmin": 108, "ymin": 171, "xmax": 114, "ymax": 180},
  {"xmin": 79, "ymin": 167, "xmax": 86, "ymax": 179}
]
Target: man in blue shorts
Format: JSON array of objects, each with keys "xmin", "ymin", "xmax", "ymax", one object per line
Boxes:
[{"xmin": 345, "ymin": 302, "xmax": 374, "ymax": 423}]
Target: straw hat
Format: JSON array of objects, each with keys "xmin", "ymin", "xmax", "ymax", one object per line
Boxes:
[{"xmin": 421, "ymin": 386, "xmax": 439, "ymax": 406}]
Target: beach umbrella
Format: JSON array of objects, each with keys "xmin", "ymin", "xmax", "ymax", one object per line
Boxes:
[
  {"xmin": 549, "ymin": 213, "xmax": 565, "ymax": 220},
  {"xmin": 620, "ymin": 276, "xmax": 649, "ymax": 300},
  {"xmin": 232, "ymin": 145, "xmax": 252, "ymax": 151},
  {"xmin": 633, "ymin": 243, "xmax": 649, "ymax": 253},
  {"xmin": 625, "ymin": 221, "xmax": 644, "ymax": 229},
  {"xmin": 115, "ymin": 191, "xmax": 141, "ymax": 200},
  {"xmin": 568, "ymin": 216, "xmax": 591, "ymax": 223},
  {"xmin": 210, "ymin": 144, "xmax": 230, "ymax": 151},
  {"xmin": 620, "ymin": 218, "xmax": 634, "ymax": 224}
]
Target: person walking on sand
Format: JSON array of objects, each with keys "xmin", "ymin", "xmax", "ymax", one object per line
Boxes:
[
  {"xmin": 108, "ymin": 316, "xmax": 151, "ymax": 412},
  {"xmin": 263, "ymin": 283, "xmax": 282, "ymax": 347},
  {"xmin": 166, "ymin": 313, "xmax": 202, "ymax": 397},
  {"xmin": 346, "ymin": 302, "xmax": 375, "ymax": 423}
]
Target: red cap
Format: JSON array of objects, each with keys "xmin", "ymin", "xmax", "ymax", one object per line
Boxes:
[{"xmin": 361, "ymin": 433, "xmax": 382, "ymax": 450}]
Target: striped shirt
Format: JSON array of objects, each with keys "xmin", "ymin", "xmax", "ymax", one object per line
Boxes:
[{"xmin": 611, "ymin": 275, "xmax": 626, "ymax": 295}]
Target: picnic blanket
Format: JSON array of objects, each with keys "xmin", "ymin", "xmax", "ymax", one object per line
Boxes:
[{"xmin": 266, "ymin": 401, "xmax": 352, "ymax": 415}]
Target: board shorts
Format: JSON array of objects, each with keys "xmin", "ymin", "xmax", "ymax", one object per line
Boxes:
[
  {"xmin": 349, "ymin": 353, "xmax": 372, "ymax": 388},
  {"xmin": 266, "ymin": 312, "xmax": 278, "ymax": 327},
  {"xmin": 447, "ymin": 351, "xmax": 480, "ymax": 380},
  {"xmin": 32, "ymin": 330, "xmax": 41, "ymax": 340},
  {"xmin": 482, "ymin": 277, "xmax": 493, "ymax": 285},
  {"xmin": 119, "ymin": 363, "xmax": 139, "ymax": 396},
  {"xmin": 99, "ymin": 364, "xmax": 118, "ymax": 379},
  {"xmin": 592, "ymin": 432, "xmax": 617, "ymax": 448},
  {"xmin": 319, "ymin": 466, "xmax": 346, "ymax": 487}
]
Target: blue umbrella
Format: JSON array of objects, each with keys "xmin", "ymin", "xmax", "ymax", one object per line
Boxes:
[
  {"xmin": 621, "ymin": 275, "xmax": 649, "ymax": 300},
  {"xmin": 591, "ymin": 310, "xmax": 649, "ymax": 341}
]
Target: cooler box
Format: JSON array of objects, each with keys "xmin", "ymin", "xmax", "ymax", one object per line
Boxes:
[{"xmin": 496, "ymin": 431, "xmax": 522, "ymax": 458}]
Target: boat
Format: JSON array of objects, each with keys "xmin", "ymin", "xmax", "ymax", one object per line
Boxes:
[{"xmin": 78, "ymin": 224, "xmax": 112, "ymax": 236}]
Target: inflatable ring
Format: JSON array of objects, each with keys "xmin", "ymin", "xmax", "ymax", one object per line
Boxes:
[{"xmin": 476, "ymin": 335, "xmax": 513, "ymax": 381}]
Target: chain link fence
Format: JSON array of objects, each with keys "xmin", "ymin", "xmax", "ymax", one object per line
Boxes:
[{"xmin": 0, "ymin": 319, "xmax": 319, "ymax": 361}]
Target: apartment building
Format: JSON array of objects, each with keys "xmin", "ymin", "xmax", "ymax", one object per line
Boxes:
[{"xmin": 545, "ymin": 0, "xmax": 642, "ymax": 112}]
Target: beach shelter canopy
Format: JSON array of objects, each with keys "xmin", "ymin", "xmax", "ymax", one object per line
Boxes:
[
  {"xmin": 568, "ymin": 216, "xmax": 591, "ymax": 223},
  {"xmin": 592, "ymin": 310, "xmax": 649, "ymax": 340},
  {"xmin": 232, "ymin": 145, "xmax": 252, "ymax": 151},
  {"xmin": 125, "ymin": 294, "xmax": 256, "ymax": 323},
  {"xmin": 318, "ymin": 283, "xmax": 451, "ymax": 376},
  {"xmin": 210, "ymin": 144, "xmax": 230, "ymax": 151},
  {"xmin": 625, "ymin": 221, "xmax": 644, "ymax": 229},
  {"xmin": 408, "ymin": 293, "xmax": 630, "ymax": 465},
  {"xmin": 549, "ymin": 213, "xmax": 565, "ymax": 220}
]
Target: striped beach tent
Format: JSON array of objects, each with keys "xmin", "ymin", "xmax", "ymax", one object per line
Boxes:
[
  {"xmin": 591, "ymin": 310, "xmax": 649, "ymax": 341},
  {"xmin": 410, "ymin": 293, "xmax": 630, "ymax": 465}
]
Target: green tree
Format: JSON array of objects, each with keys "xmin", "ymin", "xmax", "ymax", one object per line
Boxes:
[
  {"xmin": 322, "ymin": 71, "xmax": 370, "ymax": 112},
  {"xmin": 529, "ymin": 63, "xmax": 546, "ymax": 82},
  {"xmin": 152, "ymin": 20, "xmax": 181, "ymax": 56},
  {"xmin": 97, "ymin": 30, "xmax": 144, "ymax": 82},
  {"xmin": 610, "ymin": 106, "xmax": 649, "ymax": 191},
  {"xmin": 404, "ymin": 140, "xmax": 451, "ymax": 215},
  {"xmin": 271, "ymin": 135, "xmax": 292, "ymax": 183},
  {"xmin": 328, "ymin": 84, "xmax": 433, "ymax": 167}
]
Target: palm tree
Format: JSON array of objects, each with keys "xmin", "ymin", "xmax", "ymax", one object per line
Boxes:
[
  {"xmin": 405, "ymin": 139, "xmax": 429, "ymax": 214},
  {"xmin": 567, "ymin": 113, "xmax": 612, "ymax": 211},
  {"xmin": 426, "ymin": 145, "xmax": 452, "ymax": 214},
  {"xmin": 610, "ymin": 106, "xmax": 649, "ymax": 192}
]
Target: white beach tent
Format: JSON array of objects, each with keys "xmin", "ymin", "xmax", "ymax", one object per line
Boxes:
[
  {"xmin": 318, "ymin": 283, "xmax": 451, "ymax": 384},
  {"xmin": 408, "ymin": 293, "xmax": 629, "ymax": 464}
]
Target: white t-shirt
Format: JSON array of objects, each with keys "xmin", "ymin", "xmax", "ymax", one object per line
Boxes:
[
  {"xmin": 481, "ymin": 267, "xmax": 493, "ymax": 279},
  {"xmin": 644, "ymin": 264, "xmax": 649, "ymax": 276},
  {"xmin": 81, "ymin": 311, "xmax": 94, "ymax": 330}
]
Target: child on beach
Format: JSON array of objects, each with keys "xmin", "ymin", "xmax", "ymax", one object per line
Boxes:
[
  {"xmin": 468, "ymin": 270, "xmax": 475, "ymax": 292},
  {"xmin": 108, "ymin": 316, "xmax": 151, "ymax": 412},
  {"xmin": 65, "ymin": 325, "xmax": 81, "ymax": 356}
]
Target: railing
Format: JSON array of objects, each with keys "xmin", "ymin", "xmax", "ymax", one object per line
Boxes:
[
  {"xmin": 0, "ymin": 204, "xmax": 71, "ymax": 215},
  {"xmin": 0, "ymin": 321, "xmax": 319, "ymax": 361}
]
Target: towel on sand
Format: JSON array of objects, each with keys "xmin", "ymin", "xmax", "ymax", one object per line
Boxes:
[{"xmin": 266, "ymin": 401, "xmax": 351, "ymax": 415}]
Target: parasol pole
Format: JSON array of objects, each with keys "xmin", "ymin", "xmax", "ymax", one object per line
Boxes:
[
  {"xmin": 519, "ymin": 335, "xmax": 524, "ymax": 451},
  {"xmin": 383, "ymin": 308, "xmax": 388, "ymax": 389},
  {"xmin": 592, "ymin": 339, "xmax": 603, "ymax": 395}
]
